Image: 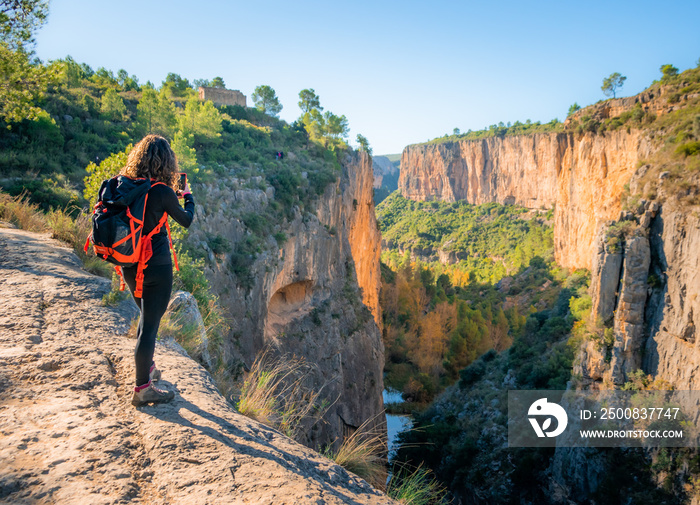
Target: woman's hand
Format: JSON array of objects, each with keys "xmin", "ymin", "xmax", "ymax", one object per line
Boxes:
[{"xmin": 178, "ymin": 181, "xmax": 191, "ymax": 198}]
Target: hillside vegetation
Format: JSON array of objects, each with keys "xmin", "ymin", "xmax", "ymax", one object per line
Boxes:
[
  {"xmin": 377, "ymin": 192, "xmax": 568, "ymax": 404},
  {"xmin": 377, "ymin": 192, "xmax": 553, "ymax": 286},
  {"xmin": 0, "ymin": 58, "xmax": 347, "ymax": 220}
]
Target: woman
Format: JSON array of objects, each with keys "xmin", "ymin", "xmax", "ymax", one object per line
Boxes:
[{"xmin": 119, "ymin": 135, "xmax": 195, "ymax": 407}]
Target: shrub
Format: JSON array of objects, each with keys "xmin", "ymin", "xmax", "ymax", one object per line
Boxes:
[
  {"xmin": 675, "ymin": 141, "xmax": 700, "ymax": 157},
  {"xmin": 323, "ymin": 415, "xmax": 387, "ymax": 489},
  {"xmin": 459, "ymin": 360, "xmax": 486, "ymax": 388},
  {"xmin": 273, "ymin": 231, "xmax": 287, "ymax": 246},
  {"xmin": 83, "ymin": 145, "xmax": 131, "ymax": 205},
  {"xmin": 388, "ymin": 464, "xmax": 448, "ymax": 505},
  {"xmin": 207, "ymin": 234, "xmax": 231, "ymax": 255},
  {"xmin": 4, "ymin": 178, "xmax": 82, "ymax": 213},
  {"xmin": 229, "ymin": 235, "xmax": 261, "ymax": 289},
  {"xmin": 569, "ymin": 294, "xmax": 592, "ymax": 321},
  {"xmin": 102, "ymin": 272, "xmax": 130, "ymax": 306},
  {"xmin": 235, "ymin": 351, "xmax": 327, "ymax": 442}
]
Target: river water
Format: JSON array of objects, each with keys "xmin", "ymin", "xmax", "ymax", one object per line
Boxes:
[{"xmin": 384, "ymin": 389, "xmax": 412, "ymax": 459}]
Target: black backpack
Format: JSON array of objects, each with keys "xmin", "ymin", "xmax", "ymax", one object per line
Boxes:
[{"xmin": 84, "ymin": 175, "xmax": 177, "ymax": 297}]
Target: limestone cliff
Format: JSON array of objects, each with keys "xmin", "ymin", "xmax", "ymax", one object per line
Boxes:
[
  {"xmin": 185, "ymin": 151, "xmax": 384, "ymax": 450},
  {"xmin": 0, "ymin": 227, "xmax": 396, "ymax": 504},
  {"xmin": 399, "ymin": 130, "xmax": 653, "ymax": 270},
  {"xmin": 578, "ymin": 196, "xmax": 700, "ymax": 389}
]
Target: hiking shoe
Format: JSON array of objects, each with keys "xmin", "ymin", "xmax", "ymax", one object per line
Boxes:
[
  {"xmin": 149, "ymin": 362, "xmax": 161, "ymax": 382},
  {"xmin": 131, "ymin": 381, "xmax": 174, "ymax": 407}
]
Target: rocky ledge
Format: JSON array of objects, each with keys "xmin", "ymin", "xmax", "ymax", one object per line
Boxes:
[{"xmin": 0, "ymin": 227, "xmax": 396, "ymax": 505}]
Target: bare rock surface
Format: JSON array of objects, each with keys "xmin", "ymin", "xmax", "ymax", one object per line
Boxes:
[{"xmin": 0, "ymin": 228, "xmax": 396, "ymax": 505}]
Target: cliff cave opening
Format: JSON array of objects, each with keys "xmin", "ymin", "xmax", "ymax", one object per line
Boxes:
[{"xmin": 265, "ymin": 280, "xmax": 315, "ymax": 339}]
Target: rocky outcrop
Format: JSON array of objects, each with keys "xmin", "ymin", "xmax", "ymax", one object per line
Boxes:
[
  {"xmin": 609, "ymin": 235, "xmax": 651, "ymax": 384},
  {"xmin": 0, "ymin": 227, "xmax": 396, "ymax": 504},
  {"xmin": 642, "ymin": 206, "xmax": 700, "ymax": 389},
  {"xmin": 167, "ymin": 291, "xmax": 212, "ymax": 368},
  {"xmin": 399, "ymin": 130, "xmax": 653, "ymax": 269},
  {"xmin": 578, "ymin": 196, "xmax": 700, "ymax": 388},
  {"xmin": 343, "ymin": 152, "xmax": 382, "ymax": 329},
  {"xmin": 186, "ymin": 151, "xmax": 384, "ymax": 451},
  {"xmin": 588, "ymin": 226, "xmax": 623, "ymax": 326},
  {"xmin": 564, "ymin": 84, "xmax": 689, "ymax": 127}
]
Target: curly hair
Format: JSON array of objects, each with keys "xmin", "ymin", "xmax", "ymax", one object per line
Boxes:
[{"xmin": 120, "ymin": 135, "xmax": 179, "ymax": 188}]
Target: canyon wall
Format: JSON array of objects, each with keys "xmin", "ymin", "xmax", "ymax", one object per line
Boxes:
[
  {"xmin": 576, "ymin": 199, "xmax": 700, "ymax": 389},
  {"xmin": 185, "ymin": 151, "xmax": 384, "ymax": 451},
  {"xmin": 399, "ymin": 131, "xmax": 653, "ymax": 270},
  {"xmin": 399, "ymin": 130, "xmax": 700, "ymax": 390}
]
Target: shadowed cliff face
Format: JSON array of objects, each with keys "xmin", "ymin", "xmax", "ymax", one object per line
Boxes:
[
  {"xmin": 184, "ymin": 151, "xmax": 384, "ymax": 451},
  {"xmin": 399, "ymin": 130, "xmax": 653, "ymax": 269}
]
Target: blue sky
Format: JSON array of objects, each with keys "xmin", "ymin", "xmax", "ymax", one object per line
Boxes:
[{"xmin": 35, "ymin": 0, "xmax": 700, "ymax": 155}]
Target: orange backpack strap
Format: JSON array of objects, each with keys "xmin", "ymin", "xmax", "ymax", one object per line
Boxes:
[
  {"xmin": 164, "ymin": 218, "xmax": 179, "ymax": 271},
  {"xmin": 148, "ymin": 181, "xmax": 178, "ymax": 270},
  {"xmin": 132, "ymin": 181, "xmax": 181, "ymax": 297},
  {"xmin": 133, "ymin": 211, "xmax": 177, "ymax": 297},
  {"xmin": 114, "ymin": 265, "xmax": 126, "ymax": 291}
]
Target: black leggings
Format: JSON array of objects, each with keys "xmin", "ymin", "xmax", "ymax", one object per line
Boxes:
[{"xmin": 122, "ymin": 263, "xmax": 173, "ymax": 386}]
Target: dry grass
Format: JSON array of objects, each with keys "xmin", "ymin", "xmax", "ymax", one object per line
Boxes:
[
  {"xmin": 0, "ymin": 191, "xmax": 112, "ymax": 277},
  {"xmin": 0, "ymin": 192, "xmax": 46, "ymax": 231},
  {"xmin": 46, "ymin": 206, "xmax": 112, "ymax": 277},
  {"xmin": 126, "ymin": 317, "xmax": 139, "ymax": 339},
  {"xmin": 323, "ymin": 414, "xmax": 387, "ymax": 489},
  {"xmin": 387, "ymin": 464, "xmax": 448, "ymax": 505},
  {"xmin": 235, "ymin": 351, "xmax": 329, "ymax": 442}
]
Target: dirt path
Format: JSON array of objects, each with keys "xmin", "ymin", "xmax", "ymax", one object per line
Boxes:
[{"xmin": 0, "ymin": 227, "xmax": 396, "ymax": 505}]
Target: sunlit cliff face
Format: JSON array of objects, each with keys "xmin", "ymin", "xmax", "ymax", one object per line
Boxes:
[{"xmin": 400, "ymin": 130, "xmax": 652, "ymax": 270}]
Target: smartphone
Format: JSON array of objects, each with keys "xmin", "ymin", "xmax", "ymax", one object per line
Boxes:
[{"xmin": 179, "ymin": 173, "xmax": 187, "ymax": 192}]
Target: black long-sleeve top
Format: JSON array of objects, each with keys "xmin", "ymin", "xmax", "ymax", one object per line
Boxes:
[{"xmin": 144, "ymin": 184, "xmax": 195, "ymax": 265}]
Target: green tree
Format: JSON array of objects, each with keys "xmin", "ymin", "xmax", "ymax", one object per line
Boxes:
[
  {"xmin": 100, "ymin": 88, "xmax": 127, "ymax": 121},
  {"xmin": 83, "ymin": 145, "xmax": 131, "ymax": 205},
  {"xmin": 210, "ymin": 76, "xmax": 225, "ymax": 88},
  {"xmin": 0, "ymin": 42, "xmax": 52, "ymax": 123},
  {"xmin": 1, "ymin": 0, "xmax": 48, "ymax": 50},
  {"xmin": 91, "ymin": 67, "xmax": 118, "ymax": 88},
  {"xmin": 178, "ymin": 96, "xmax": 222, "ymax": 141},
  {"xmin": 660, "ymin": 64, "xmax": 678, "ymax": 82},
  {"xmin": 323, "ymin": 111, "xmax": 348, "ymax": 145},
  {"xmin": 0, "ymin": 0, "xmax": 53, "ymax": 124},
  {"xmin": 601, "ymin": 72, "xmax": 626, "ymax": 98},
  {"xmin": 171, "ymin": 131, "xmax": 198, "ymax": 172},
  {"xmin": 55, "ymin": 55, "xmax": 86, "ymax": 87},
  {"xmin": 136, "ymin": 88, "xmax": 176, "ymax": 137},
  {"xmin": 298, "ymin": 88, "xmax": 322, "ymax": 114},
  {"xmin": 162, "ymin": 72, "xmax": 192, "ymax": 98},
  {"xmin": 453, "ymin": 127, "xmax": 460, "ymax": 135},
  {"xmin": 136, "ymin": 88, "xmax": 158, "ymax": 133},
  {"xmin": 356, "ymin": 133, "xmax": 372, "ymax": 155},
  {"xmin": 567, "ymin": 102, "xmax": 581, "ymax": 116},
  {"xmin": 252, "ymin": 84, "xmax": 283, "ymax": 116},
  {"xmin": 116, "ymin": 68, "xmax": 138, "ymax": 91},
  {"xmin": 301, "ymin": 108, "xmax": 324, "ymax": 142}
]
